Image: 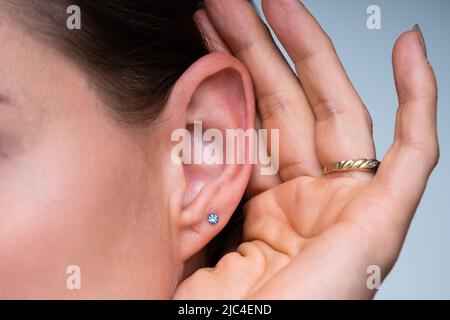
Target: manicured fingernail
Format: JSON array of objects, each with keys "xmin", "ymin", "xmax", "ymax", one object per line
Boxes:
[{"xmin": 413, "ymin": 24, "xmax": 427, "ymax": 58}]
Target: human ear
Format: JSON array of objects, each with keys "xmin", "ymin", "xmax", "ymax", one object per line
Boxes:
[{"xmin": 160, "ymin": 52, "xmax": 255, "ymax": 261}]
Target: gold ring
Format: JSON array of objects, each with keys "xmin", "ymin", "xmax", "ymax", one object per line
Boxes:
[{"xmin": 323, "ymin": 159, "xmax": 380, "ymax": 175}]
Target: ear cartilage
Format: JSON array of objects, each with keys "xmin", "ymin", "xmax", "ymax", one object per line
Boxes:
[{"xmin": 207, "ymin": 213, "xmax": 219, "ymax": 225}]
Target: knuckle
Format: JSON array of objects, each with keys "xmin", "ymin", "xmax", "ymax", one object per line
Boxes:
[
  {"xmin": 430, "ymin": 143, "xmax": 440, "ymax": 168},
  {"xmin": 313, "ymin": 97, "xmax": 347, "ymax": 121},
  {"xmin": 257, "ymin": 92, "xmax": 296, "ymax": 121},
  {"xmin": 323, "ymin": 33, "xmax": 335, "ymax": 51},
  {"xmin": 294, "ymin": 33, "xmax": 335, "ymax": 64},
  {"xmin": 217, "ymin": 252, "xmax": 246, "ymax": 271},
  {"xmin": 314, "ymin": 98, "xmax": 372, "ymax": 129},
  {"xmin": 400, "ymin": 136, "xmax": 440, "ymax": 168},
  {"xmin": 362, "ymin": 104, "xmax": 374, "ymax": 130}
]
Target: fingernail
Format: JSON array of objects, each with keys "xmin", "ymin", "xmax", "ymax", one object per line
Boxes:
[{"xmin": 413, "ymin": 24, "xmax": 428, "ymax": 58}]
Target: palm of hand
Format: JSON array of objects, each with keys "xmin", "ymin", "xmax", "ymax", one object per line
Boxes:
[{"xmin": 241, "ymin": 174, "xmax": 401, "ymax": 299}]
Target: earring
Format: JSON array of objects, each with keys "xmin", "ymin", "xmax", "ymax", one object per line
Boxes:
[{"xmin": 207, "ymin": 213, "xmax": 219, "ymax": 225}]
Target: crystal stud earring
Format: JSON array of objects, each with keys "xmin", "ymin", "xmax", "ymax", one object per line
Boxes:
[{"xmin": 207, "ymin": 213, "xmax": 219, "ymax": 225}]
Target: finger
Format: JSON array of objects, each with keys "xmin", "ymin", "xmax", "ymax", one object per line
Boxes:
[
  {"xmin": 374, "ymin": 27, "xmax": 438, "ymax": 227},
  {"xmin": 195, "ymin": 9, "xmax": 230, "ymax": 53},
  {"xmin": 205, "ymin": 0, "xmax": 322, "ymax": 181},
  {"xmin": 262, "ymin": 0, "xmax": 375, "ymax": 172}
]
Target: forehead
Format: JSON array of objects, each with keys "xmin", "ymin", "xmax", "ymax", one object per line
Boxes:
[
  {"xmin": 0, "ymin": 13, "xmax": 101, "ymax": 119},
  {"xmin": 0, "ymin": 20, "xmax": 47, "ymax": 100}
]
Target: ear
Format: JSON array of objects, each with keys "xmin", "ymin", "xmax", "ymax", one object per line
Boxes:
[{"xmin": 160, "ymin": 52, "xmax": 255, "ymax": 262}]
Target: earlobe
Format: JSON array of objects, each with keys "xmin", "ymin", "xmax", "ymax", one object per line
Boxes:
[{"xmin": 163, "ymin": 53, "xmax": 255, "ymax": 262}]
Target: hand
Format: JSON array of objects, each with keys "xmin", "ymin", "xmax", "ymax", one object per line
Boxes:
[{"xmin": 175, "ymin": 0, "xmax": 438, "ymax": 299}]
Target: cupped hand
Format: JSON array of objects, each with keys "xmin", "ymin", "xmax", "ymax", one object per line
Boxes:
[{"xmin": 175, "ymin": 0, "xmax": 438, "ymax": 299}]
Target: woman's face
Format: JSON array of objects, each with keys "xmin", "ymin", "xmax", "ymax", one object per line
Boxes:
[{"xmin": 0, "ymin": 17, "xmax": 178, "ymax": 298}]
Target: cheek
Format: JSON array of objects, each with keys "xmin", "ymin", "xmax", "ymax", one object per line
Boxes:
[{"xmin": 0, "ymin": 124, "xmax": 174, "ymax": 298}]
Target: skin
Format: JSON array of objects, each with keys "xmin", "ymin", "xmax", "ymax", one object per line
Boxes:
[
  {"xmin": 0, "ymin": 0, "xmax": 438, "ymax": 299},
  {"xmin": 0, "ymin": 13, "xmax": 178, "ymax": 299},
  {"xmin": 176, "ymin": 0, "xmax": 439, "ymax": 299},
  {"xmin": 0, "ymin": 6, "xmax": 255, "ymax": 298}
]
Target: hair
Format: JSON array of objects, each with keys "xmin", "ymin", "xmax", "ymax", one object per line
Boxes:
[
  {"xmin": 4, "ymin": 0, "xmax": 244, "ymax": 265},
  {"xmin": 7, "ymin": 0, "xmax": 211, "ymax": 124}
]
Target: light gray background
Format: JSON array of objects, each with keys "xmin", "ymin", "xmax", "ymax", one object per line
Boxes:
[{"xmin": 253, "ymin": 0, "xmax": 450, "ymax": 299}]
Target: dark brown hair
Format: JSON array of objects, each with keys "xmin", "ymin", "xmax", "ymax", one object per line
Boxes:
[
  {"xmin": 6, "ymin": 0, "xmax": 244, "ymax": 265},
  {"xmin": 16, "ymin": 0, "xmax": 210, "ymax": 124}
]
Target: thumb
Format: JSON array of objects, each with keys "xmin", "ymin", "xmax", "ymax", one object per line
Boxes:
[{"xmin": 374, "ymin": 25, "xmax": 438, "ymax": 227}]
